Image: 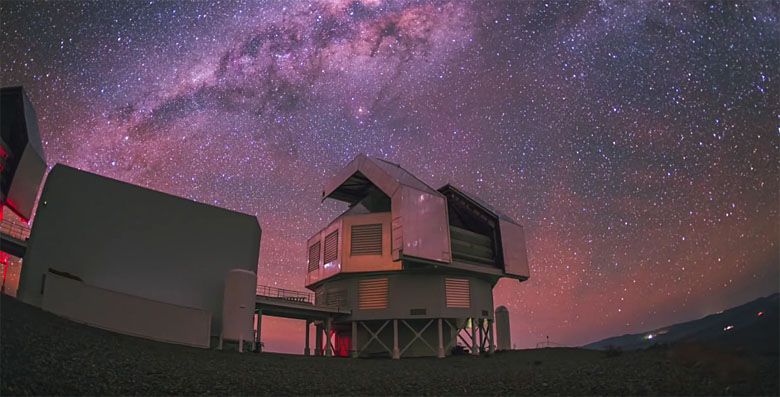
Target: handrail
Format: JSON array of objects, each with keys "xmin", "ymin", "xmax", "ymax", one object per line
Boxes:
[
  {"xmin": 256, "ymin": 285, "xmax": 314, "ymax": 305},
  {"xmin": 535, "ymin": 340, "xmax": 565, "ymax": 348}
]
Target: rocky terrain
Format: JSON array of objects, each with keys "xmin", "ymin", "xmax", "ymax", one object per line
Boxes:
[{"xmin": 2, "ymin": 295, "xmax": 777, "ymax": 396}]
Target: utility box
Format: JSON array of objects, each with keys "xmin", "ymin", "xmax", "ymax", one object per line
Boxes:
[{"xmin": 220, "ymin": 269, "xmax": 258, "ymax": 352}]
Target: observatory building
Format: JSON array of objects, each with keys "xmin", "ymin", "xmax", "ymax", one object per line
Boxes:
[
  {"xmin": 2, "ymin": 86, "xmax": 260, "ymax": 349},
  {"xmin": 305, "ymin": 155, "xmax": 529, "ymax": 358}
]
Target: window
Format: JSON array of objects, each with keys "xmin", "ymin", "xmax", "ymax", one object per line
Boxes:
[
  {"xmin": 307, "ymin": 241, "xmax": 320, "ymax": 272},
  {"xmin": 323, "ymin": 230, "xmax": 339, "ymax": 264},
  {"xmin": 350, "ymin": 223, "xmax": 382, "ymax": 256}
]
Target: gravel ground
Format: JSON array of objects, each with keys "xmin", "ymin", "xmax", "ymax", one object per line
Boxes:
[{"xmin": 2, "ymin": 295, "xmax": 778, "ymax": 396}]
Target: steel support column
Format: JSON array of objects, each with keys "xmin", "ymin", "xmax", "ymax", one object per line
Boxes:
[
  {"xmin": 351, "ymin": 321, "xmax": 358, "ymax": 358},
  {"xmin": 437, "ymin": 318, "xmax": 445, "ymax": 358},
  {"xmin": 392, "ymin": 319, "xmax": 400, "ymax": 359},
  {"xmin": 304, "ymin": 320, "xmax": 311, "ymax": 356},
  {"xmin": 488, "ymin": 319, "xmax": 495, "ymax": 355},
  {"xmin": 325, "ymin": 317, "xmax": 333, "ymax": 357},
  {"xmin": 470, "ymin": 318, "xmax": 478, "ymax": 355},
  {"xmin": 315, "ymin": 324, "xmax": 323, "ymax": 356},
  {"xmin": 256, "ymin": 309, "xmax": 263, "ymax": 352},
  {"xmin": 477, "ymin": 318, "xmax": 485, "ymax": 354}
]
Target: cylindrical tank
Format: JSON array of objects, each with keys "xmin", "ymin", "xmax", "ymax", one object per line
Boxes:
[
  {"xmin": 495, "ymin": 305, "xmax": 511, "ymax": 351},
  {"xmin": 220, "ymin": 269, "xmax": 257, "ymax": 351}
]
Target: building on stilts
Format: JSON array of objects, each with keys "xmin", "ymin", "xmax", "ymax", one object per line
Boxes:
[{"xmin": 300, "ymin": 155, "xmax": 529, "ymax": 358}]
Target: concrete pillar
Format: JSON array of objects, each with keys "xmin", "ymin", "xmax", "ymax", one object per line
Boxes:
[
  {"xmin": 392, "ymin": 319, "xmax": 400, "ymax": 359},
  {"xmin": 304, "ymin": 320, "xmax": 311, "ymax": 356},
  {"xmin": 315, "ymin": 324, "xmax": 323, "ymax": 356},
  {"xmin": 437, "ymin": 318, "xmax": 445, "ymax": 358},
  {"xmin": 325, "ymin": 317, "xmax": 333, "ymax": 357},
  {"xmin": 470, "ymin": 318, "xmax": 478, "ymax": 355},
  {"xmin": 488, "ymin": 319, "xmax": 495, "ymax": 355},
  {"xmin": 351, "ymin": 321, "xmax": 358, "ymax": 358}
]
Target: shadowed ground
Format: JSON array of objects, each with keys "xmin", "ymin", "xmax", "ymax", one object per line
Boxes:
[{"xmin": 2, "ymin": 295, "xmax": 777, "ymax": 396}]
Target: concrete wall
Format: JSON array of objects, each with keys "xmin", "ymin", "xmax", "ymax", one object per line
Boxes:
[
  {"xmin": 42, "ymin": 271, "xmax": 211, "ymax": 348},
  {"xmin": 18, "ymin": 164, "xmax": 261, "ymax": 338}
]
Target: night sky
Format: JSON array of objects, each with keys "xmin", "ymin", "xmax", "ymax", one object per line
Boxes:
[{"xmin": 1, "ymin": 0, "xmax": 778, "ymax": 353}]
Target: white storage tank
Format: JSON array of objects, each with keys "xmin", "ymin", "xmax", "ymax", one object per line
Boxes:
[
  {"xmin": 220, "ymin": 269, "xmax": 257, "ymax": 352},
  {"xmin": 495, "ymin": 306, "xmax": 511, "ymax": 351}
]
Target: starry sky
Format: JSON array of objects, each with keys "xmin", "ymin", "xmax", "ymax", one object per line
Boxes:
[{"xmin": 1, "ymin": 0, "xmax": 778, "ymax": 353}]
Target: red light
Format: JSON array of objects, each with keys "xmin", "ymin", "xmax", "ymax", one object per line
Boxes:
[
  {"xmin": 331, "ymin": 331, "xmax": 350, "ymax": 357},
  {"xmin": 757, "ymin": 311, "xmax": 764, "ymax": 317}
]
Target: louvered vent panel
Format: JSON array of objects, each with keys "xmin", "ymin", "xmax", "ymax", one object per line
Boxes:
[
  {"xmin": 445, "ymin": 278, "xmax": 471, "ymax": 308},
  {"xmin": 323, "ymin": 231, "xmax": 339, "ymax": 264},
  {"xmin": 324, "ymin": 289, "xmax": 347, "ymax": 307},
  {"xmin": 358, "ymin": 278, "xmax": 389, "ymax": 309},
  {"xmin": 351, "ymin": 223, "xmax": 383, "ymax": 256},
  {"xmin": 307, "ymin": 241, "xmax": 320, "ymax": 272}
]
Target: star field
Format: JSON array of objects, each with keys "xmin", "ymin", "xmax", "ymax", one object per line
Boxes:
[{"xmin": 1, "ymin": 0, "xmax": 778, "ymax": 353}]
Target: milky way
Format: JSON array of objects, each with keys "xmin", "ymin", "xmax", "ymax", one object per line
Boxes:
[{"xmin": 1, "ymin": 0, "xmax": 778, "ymax": 352}]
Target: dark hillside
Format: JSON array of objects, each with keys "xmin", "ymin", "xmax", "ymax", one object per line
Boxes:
[{"xmin": 586, "ymin": 293, "xmax": 779, "ymax": 354}]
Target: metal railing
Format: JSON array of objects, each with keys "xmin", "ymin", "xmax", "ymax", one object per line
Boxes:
[
  {"xmin": 0, "ymin": 218, "xmax": 30, "ymax": 240},
  {"xmin": 535, "ymin": 337, "xmax": 565, "ymax": 348},
  {"xmin": 256, "ymin": 285, "xmax": 314, "ymax": 305}
]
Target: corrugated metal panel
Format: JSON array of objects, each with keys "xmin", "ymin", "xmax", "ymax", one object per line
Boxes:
[
  {"xmin": 350, "ymin": 223, "xmax": 383, "ymax": 256},
  {"xmin": 358, "ymin": 278, "xmax": 388, "ymax": 309},
  {"xmin": 307, "ymin": 241, "xmax": 320, "ymax": 272},
  {"xmin": 323, "ymin": 231, "xmax": 339, "ymax": 264},
  {"xmin": 445, "ymin": 278, "xmax": 470, "ymax": 308}
]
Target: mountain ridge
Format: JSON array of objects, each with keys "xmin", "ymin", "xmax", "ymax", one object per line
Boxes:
[{"xmin": 584, "ymin": 292, "xmax": 779, "ymax": 354}]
